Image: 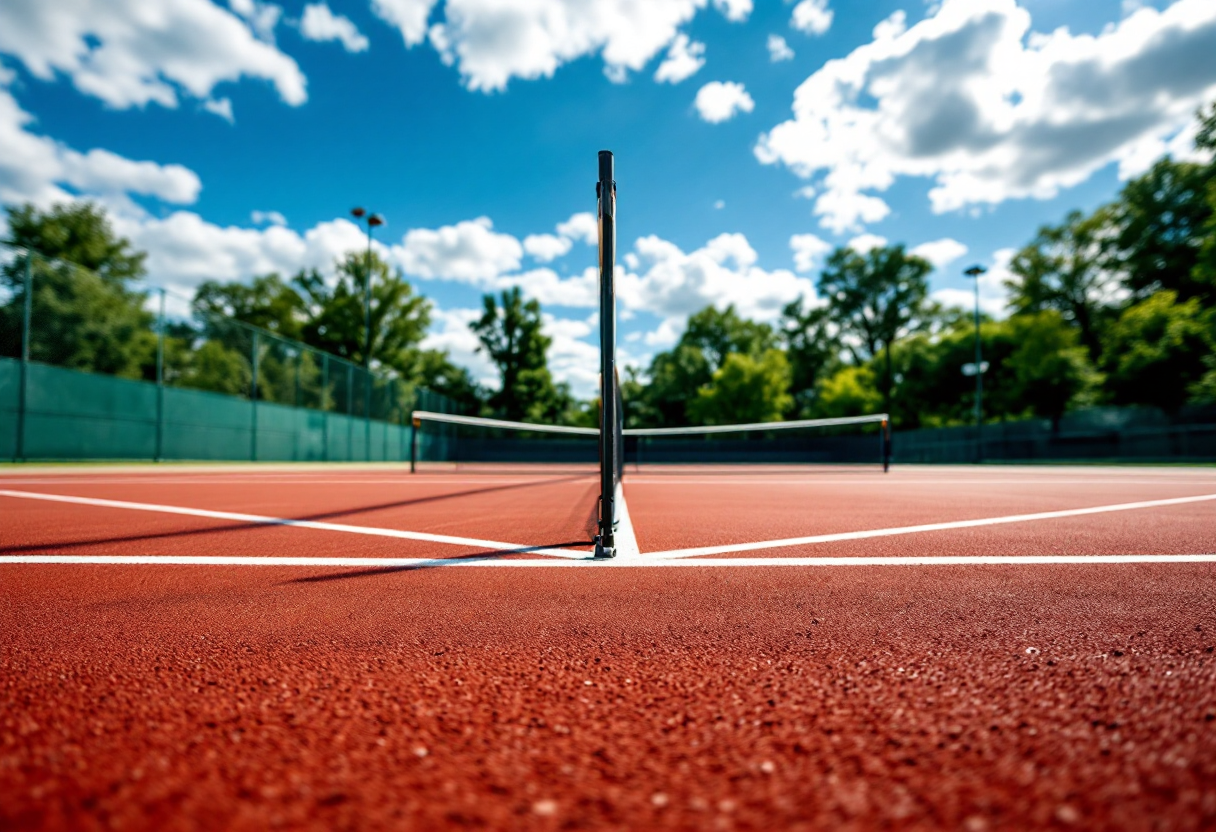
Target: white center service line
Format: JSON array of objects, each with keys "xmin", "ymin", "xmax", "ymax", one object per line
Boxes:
[
  {"xmin": 0, "ymin": 489, "xmax": 591, "ymax": 560},
  {"xmin": 644, "ymin": 493, "xmax": 1216, "ymax": 559}
]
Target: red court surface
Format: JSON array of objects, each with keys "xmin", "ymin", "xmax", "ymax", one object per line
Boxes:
[{"xmin": 2, "ymin": 463, "xmax": 1215, "ymax": 830}]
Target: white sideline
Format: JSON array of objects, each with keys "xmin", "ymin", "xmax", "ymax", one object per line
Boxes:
[
  {"xmin": 0, "ymin": 489, "xmax": 590, "ymax": 560},
  {"xmin": 612, "ymin": 484, "xmax": 642, "ymax": 559},
  {"xmin": 649, "ymin": 493, "xmax": 1216, "ymax": 559},
  {"xmin": 2, "ymin": 554, "xmax": 1214, "ymax": 568}
]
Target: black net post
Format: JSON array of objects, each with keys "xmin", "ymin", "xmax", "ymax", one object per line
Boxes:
[
  {"xmin": 596, "ymin": 150, "xmax": 618, "ymax": 558},
  {"xmin": 882, "ymin": 418, "xmax": 891, "ymax": 473},
  {"xmin": 410, "ymin": 414, "xmax": 420, "ymax": 473}
]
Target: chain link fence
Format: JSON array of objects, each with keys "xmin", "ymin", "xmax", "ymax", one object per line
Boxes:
[{"xmin": 0, "ymin": 245, "xmax": 456, "ymax": 462}]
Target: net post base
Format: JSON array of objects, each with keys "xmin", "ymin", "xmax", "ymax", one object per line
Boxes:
[{"xmin": 593, "ymin": 535, "xmax": 616, "ymax": 559}]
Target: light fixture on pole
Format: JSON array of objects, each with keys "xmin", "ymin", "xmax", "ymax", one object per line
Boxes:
[
  {"xmin": 963, "ymin": 264, "xmax": 987, "ymax": 463},
  {"xmin": 350, "ymin": 207, "xmax": 385, "ymax": 371}
]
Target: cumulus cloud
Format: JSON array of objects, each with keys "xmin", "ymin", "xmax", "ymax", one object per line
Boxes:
[
  {"xmin": 371, "ymin": 0, "xmax": 439, "ymax": 47},
  {"xmin": 556, "ymin": 212, "xmax": 598, "ymax": 245},
  {"xmin": 619, "ymin": 232, "xmax": 817, "ymax": 328},
  {"xmin": 0, "ymin": 0, "xmax": 307, "ymax": 111},
  {"xmin": 542, "ymin": 313, "xmax": 601, "ymax": 395},
  {"xmin": 911, "ymin": 238, "xmax": 969, "ymax": 270},
  {"xmin": 757, "ymin": 0, "xmax": 1216, "ymax": 233},
  {"xmin": 790, "ymin": 0, "xmax": 833, "ymax": 36},
  {"xmin": 375, "ymin": 0, "xmax": 748, "ymax": 92},
  {"xmin": 768, "ymin": 34, "xmax": 795, "ymax": 62},
  {"xmin": 419, "ymin": 305, "xmax": 498, "ymax": 386},
  {"xmin": 202, "ymin": 97, "xmax": 234, "ymax": 123},
  {"xmin": 846, "ymin": 233, "xmax": 888, "ymax": 254},
  {"xmin": 930, "ymin": 248, "xmax": 1015, "ymax": 317},
  {"xmin": 694, "ymin": 81, "xmax": 755, "ymax": 123},
  {"xmin": 300, "ymin": 3, "xmax": 369, "ymax": 52},
  {"xmin": 0, "ymin": 84, "xmax": 202, "ymax": 209},
  {"xmin": 395, "ymin": 216, "xmax": 523, "ymax": 282},
  {"xmin": 713, "ymin": 0, "xmax": 753, "ymax": 23},
  {"xmin": 251, "ymin": 210, "xmax": 287, "ymax": 226},
  {"xmin": 790, "ymin": 233, "xmax": 831, "ymax": 272},
  {"xmin": 523, "ymin": 233, "xmax": 573, "ymax": 262},
  {"xmin": 113, "ymin": 213, "xmax": 368, "ymax": 294},
  {"xmin": 654, "ymin": 34, "xmax": 706, "ymax": 84}
]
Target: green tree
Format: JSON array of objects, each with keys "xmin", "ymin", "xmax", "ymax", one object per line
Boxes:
[
  {"xmin": 0, "ymin": 202, "xmax": 154, "ymax": 377},
  {"xmin": 688, "ymin": 349, "xmax": 792, "ymax": 425},
  {"xmin": 817, "ymin": 244, "xmax": 932, "ymax": 411},
  {"xmin": 680, "ymin": 305, "xmax": 776, "ymax": 368},
  {"xmin": 1005, "ymin": 311, "xmax": 1101, "ymax": 429},
  {"xmin": 1102, "ymin": 291, "xmax": 1214, "ymax": 412},
  {"xmin": 1006, "ymin": 210, "xmax": 1115, "ymax": 363},
  {"xmin": 470, "ymin": 287, "xmax": 561, "ymax": 422},
  {"xmin": 1190, "ymin": 102, "xmax": 1216, "ymax": 298},
  {"xmin": 638, "ymin": 343, "xmax": 712, "ymax": 427},
  {"xmin": 294, "ymin": 251, "xmax": 431, "ymax": 369},
  {"xmin": 1107, "ymin": 157, "xmax": 1213, "ymax": 303},
  {"xmin": 193, "ymin": 273, "xmax": 307, "ymax": 340},
  {"xmin": 781, "ymin": 297, "xmax": 839, "ymax": 416},
  {"xmin": 812, "ymin": 365, "xmax": 883, "ymax": 419},
  {"xmin": 411, "ymin": 349, "xmax": 485, "ymax": 415}
]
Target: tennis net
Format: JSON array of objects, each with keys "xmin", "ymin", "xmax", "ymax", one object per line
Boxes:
[
  {"xmin": 624, "ymin": 414, "xmax": 891, "ymax": 473},
  {"xmin": 409, "ymin": 411, "xmax": 599, "ymax": 473}
]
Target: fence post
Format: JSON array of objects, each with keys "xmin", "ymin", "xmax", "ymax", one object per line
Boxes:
[
  {"xmin": 251, "ymin": 330, "xmax": 259, "ymax": 462},
  {"xmin": 321, "ymin": 353, "xmax": 329, "ymax": 463},
  {"xmin": 14, "ymin": 252, "xmax": 33, "ymax": 462},
  {"xmin": 365, "ymin": 372, "xmax": 372, "ymax": 463},
  {"xmin": 347, "ymin": 363, "xmax": 354, "ymax": 462},
  {"xmin": 155, "ymin": 288, "xmax": 165, "ymax": 462}
]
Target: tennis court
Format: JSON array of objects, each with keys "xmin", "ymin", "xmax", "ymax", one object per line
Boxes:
[
  {"xmin": 3, "ymin": 151, "xmax": 1215, "ymax": 830},
  {"xmin": 3, "ymin": 462, "xmax": 1215, "ymax": 829}
]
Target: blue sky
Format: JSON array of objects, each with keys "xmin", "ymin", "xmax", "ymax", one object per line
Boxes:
[{"xmin": 1, "ymin": 0, "xmax": 1214, "ymax": 395}]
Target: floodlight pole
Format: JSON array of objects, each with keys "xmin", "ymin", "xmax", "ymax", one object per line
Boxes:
[
  {"xmin": 964, "ymin": 265, "xmax": 986, "ymax": 464},
  {"xmin": 595, "ymin": 150, "xmax": 617, "ymax": 559},
  {"xmin": 351, "ymin": 207, "xmax": 384, "ymax": 461}
]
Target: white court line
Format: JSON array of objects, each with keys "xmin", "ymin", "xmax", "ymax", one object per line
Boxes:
[
  {"xmin": 0, "ymin": 489, "xmax": 592, "ymax": 560},
  {"xmin": 0, "ymin": 478, "xmax": 586, "ymax": 486},
  {"xmin": 646, "ymin": 493, "xmax": 1216, "ymax": 559},
  {"xmin": 2, "ymin": 554, "xmax": 1214, "ymax": 568},
  {"xmin": 612, "ymin": 484, "xmax": 642, "ymax": 559}
]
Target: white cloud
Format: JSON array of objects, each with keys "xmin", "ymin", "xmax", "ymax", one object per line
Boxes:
[
  {"xmin": 114, "ymin": 213, "xmax": 368, "ymax": 293},
  {"xmin": 713, "ymin": 0, "xmax": 752, "ymax": 23},
  {"xmin": 499, "ymin": 267, "xmax": 599, "ymax": 308},
  {"xmin": 420, "ymin": 306, "xmax": 498, "ymax": 387},
  {"xmin": 790, "ymin": 233, "xmax": 831, "ymax": 272},
  {"xmin": 300, "ymin": 3, "xmax": 370, "ymax": 52},
  {"xmin": 523, "ymin": 233, "xmax": 573, "ymax": 262},
  {"xmin": 619, "ymin": 232, "xmax": 816, "ymax": 324},
  {"xmin": 930, "ymin": 248, "xmax": 1014, "ymax": 317},
  {"xmin": 202, "ymin": 97, "xmax": 234, "ymax": 123},
  {"xmin": 911, "ymin": 238, "xmax": 969, "ymax": 270},
  {"xmin": 556, "ymin": 211, "xmax": 598, "ymax": 245},
  {"xmin": 370, "ymin": 0, "xmax": 439, "ymax": 47},
  {"xmin": 790, "ymin": 0, "xmax": 833, "ymax": 36},
  {"xmin": 426, "ymin": 0, "xmax": 705, "ymax": 92},
  {"xmin": 542, "ymin": 313, "xmax": 600, "ymax": 395},
  {"xmin": 654, "ymin": 34, "xmax": 706, "ymax": 84},
  {"xmin": 846, "ymin": 233, "xmax": 888, "ymax": 254},
  {"xmin": 0, "ymin": 84, "xmax": 202, "ymax": 209},
  {"xmin": 694, "ymin": 81, "xmax": 755, "ymax": 123},
  {"xmin": 251, "ymin": 210, "xmax": 287, "ymax": 226},
  {"xmin": 395, "ymin": 217, "xmax": 523, "ymax": 282},
  {"xmin": 0, "ymin": 0, "xmax": 307, "ymax": 111},
  {"xmin": 757, "ymin": 0, "xmax": 1216, "ymax": 232},
  {"xmin": 768, "ymin": 34, "xmax": 795, "ymax": 62},
  {"xmin": 713, "ymin": 199, "xmax": 725, "ymax": 209},
  {"xmin": 391, "ymin": 0, "xmax": 750, "ymax": 93},
  {"xmin": 872, "ymin": 10, "xmax": 907, "ymax": 41}
]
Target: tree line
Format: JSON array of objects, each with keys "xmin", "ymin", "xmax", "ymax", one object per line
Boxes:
[{"xmin": 2, "ymin": 103, "xmax": 1214, "ymax": 430}]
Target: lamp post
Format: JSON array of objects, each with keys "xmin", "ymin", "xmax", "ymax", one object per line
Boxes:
[
  {"xmin": 963, "ymin": 264, "xmax": 987, "ymax": 463},
  {"xmin": 350, "ymin": 207, "xmax": 384, "ymax": 371},
  {"xmin": 351, "ymin": 207, "xmax": 384, "ymax": 461}
]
